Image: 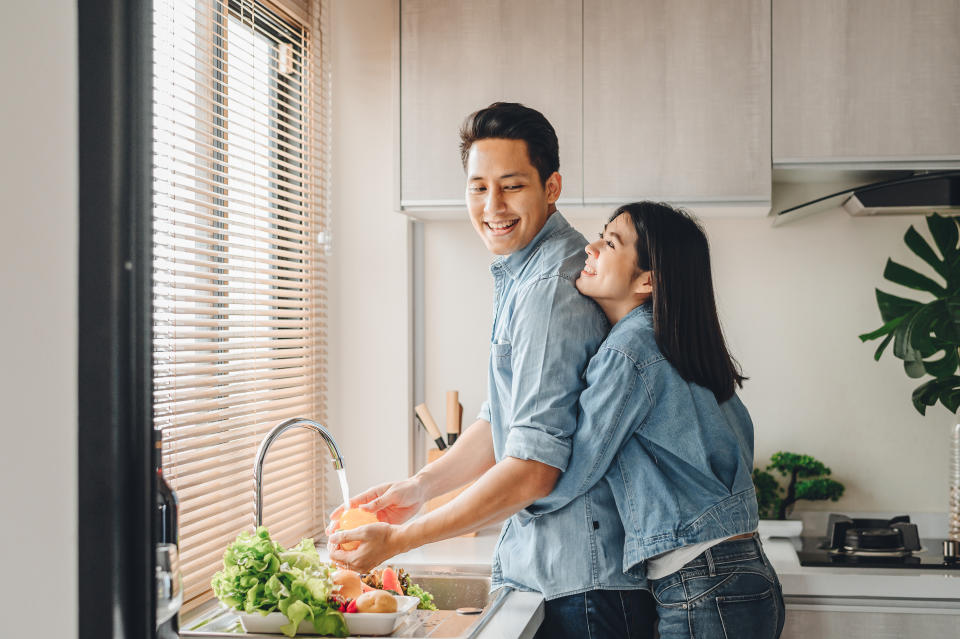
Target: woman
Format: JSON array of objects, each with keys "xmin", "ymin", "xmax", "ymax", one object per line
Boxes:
[
  {"xmin": 330, "ymin": 202, "xmax": 783, "ymax": 638},
  {"xmin": 523, "ymin": 201, "xmax": 784, "ymax": 638}
]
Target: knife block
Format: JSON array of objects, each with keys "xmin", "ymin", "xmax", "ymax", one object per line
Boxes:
[{"xmin": 423, "ymin": 448, "xmax": 477, "ymax": 537}]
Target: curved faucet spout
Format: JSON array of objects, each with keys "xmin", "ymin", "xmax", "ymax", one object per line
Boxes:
[{"xmin": 254, "ymin": 417, "xmax": 344, "ymax": 527}]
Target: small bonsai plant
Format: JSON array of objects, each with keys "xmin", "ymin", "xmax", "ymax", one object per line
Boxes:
[
  {"xmin": 858, "ymin": 213, "xmax": 960, "ymax": 414},
  {"xmin": 752, "ymin": 452, "xmax": 845, "ymax": 520}
]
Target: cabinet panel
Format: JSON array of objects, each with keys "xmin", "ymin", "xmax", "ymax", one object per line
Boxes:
[
  {"xmin": 400, "ymin": 0, "xmax": 582, "ymax": 206},
  {"xmin": 582, "ymin": 0, "xmax": 771, "ymax": 202},
  {"xmin": 782, "ymin": 606, "xmax": 960, "ymax": 639},
  {"xmin": 773, "ymin": 0, "xmax": 960, "ymax": 161}
]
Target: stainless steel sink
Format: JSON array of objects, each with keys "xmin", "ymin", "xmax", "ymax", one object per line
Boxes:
[{"xmin": 407, "ymin": 573, "xmax": 493, "ymax": 610}]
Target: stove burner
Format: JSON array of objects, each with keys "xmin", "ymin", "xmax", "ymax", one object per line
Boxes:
[
  {"xmin": 824, "ymin": 514, "xmax": 921, "ymax": 556},
  {"xmin": 797, "ymin": 514, "xmax": 960, "ymax": 570}
]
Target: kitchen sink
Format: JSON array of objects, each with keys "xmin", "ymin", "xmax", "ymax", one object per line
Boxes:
[
  {"xmin": 406, "ymin": 573, "xmax": 493, "ymax": 610},
  {"xmin": 179, "ymin": 568, "xmax": 531, "ymax": 639}
]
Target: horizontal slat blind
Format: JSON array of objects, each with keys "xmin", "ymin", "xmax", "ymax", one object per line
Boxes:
[{"xmin": 152, "ymin": 0, "xmax": 333, "ymax": 612}]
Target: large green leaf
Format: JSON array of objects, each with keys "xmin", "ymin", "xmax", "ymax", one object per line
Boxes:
[
  {"xmin": 892, "ymin": 306, "xmax": 927, "ymax": 362},
  {"xmin": 944, "ymin": 297, "xmax": 960, "ymax": 340},
  {"xmin": 926, "ymin": 213, "xmax": 959, "ymax": 265},
  {"xmin": 883, "ymin": 259, "xmax": 947, "ymax": 297},
  {"xmin": 875, "ymin": 289, "xmax": 921, "ymax": 323},
  {"xmin": 904, "ymin": 225, "xmax": 948, "ymax": 279},
  {"xmin": 873, "ymin": 332, "xmax": 895, "ymax": 360},
  {"xmin": 858, "ymin": 314, "xmax": 904, "ymax": 343},
  {"xmin": 904, "ymin": 359, "xmax": 926, "ymax": 378},
  {"xmin": 911, "ymin": 376, "xmax": 960, "ymax": 415},
  {"xmin": 904, "ymin": 301, "xmax": 946, "ymax": 358},
  {"xmin": 942, "ymin": 387, "xmax": 960, "ymax": 414},
  {"xmin": 923, "ymin": 348, "xmax": 959, "ymax": 378}
]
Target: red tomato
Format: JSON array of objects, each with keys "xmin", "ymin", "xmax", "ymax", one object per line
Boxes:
[{"xmin": 381, "ymin": 567, "xmax": 402, "ymax": 595}]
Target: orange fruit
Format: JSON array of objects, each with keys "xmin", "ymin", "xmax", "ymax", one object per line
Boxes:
[{"xmin": 338, "ymin": 508, "xmax": 378, "ymax": 551}]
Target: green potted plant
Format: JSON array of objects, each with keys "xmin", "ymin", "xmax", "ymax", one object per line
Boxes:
[
  {"xmin": 753, "ymin": 452, "xmax": 845, "ymax": 537},
  {"xmin": 858, "ymin": 213, "xmax": 960, "ymax": 542}
]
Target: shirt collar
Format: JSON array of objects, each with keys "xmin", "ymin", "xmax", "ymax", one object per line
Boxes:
[
  {"xmin": 614, "ymin": 300, "xmax": 654, "ymax": 329},
  {"xmin": 490, "ymin": 211, "xmax": 569, "ymax": 280}
]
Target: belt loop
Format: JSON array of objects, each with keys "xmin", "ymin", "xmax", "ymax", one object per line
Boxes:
[{"xmin": 704, "ymin": 547, "xmax": 716, "ymax": 576}]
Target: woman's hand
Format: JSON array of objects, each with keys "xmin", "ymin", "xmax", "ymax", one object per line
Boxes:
[
  {"xmin": 326, "ymin": 479, "xmax": 426, "ymax": 535},
  {"xmin": 327, "ymin": 522, "xmax": 408, "ymax": 574}
]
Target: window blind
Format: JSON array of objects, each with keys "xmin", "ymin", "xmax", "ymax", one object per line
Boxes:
[{"xmin": 152, "ymin": 0, "xmax": 333, "ymax": 611}]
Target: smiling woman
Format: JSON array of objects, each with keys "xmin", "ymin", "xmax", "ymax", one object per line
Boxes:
[{"xmin": 151, "ymin": 0, "xmax": 334, "ymax": 615}]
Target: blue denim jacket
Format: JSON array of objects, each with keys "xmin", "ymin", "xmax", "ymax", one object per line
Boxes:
[
  {"xmin": 521, "ymin": 303, "xmax": 759, "ymax": 579},
  {"xmin": 479, "ymin": 213, "xmax": 646, "ymax": 599}
]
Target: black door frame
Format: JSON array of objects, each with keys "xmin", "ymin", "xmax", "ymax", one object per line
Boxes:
[{"xmin": 78, "ymin": 1, "xmax": 154, "ymax": 637}]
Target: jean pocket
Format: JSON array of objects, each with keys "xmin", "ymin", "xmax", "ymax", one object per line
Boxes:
[
  {"xmin": 650, "ymin": 573, "xmax": 687, "ymax": 608},
  {"xmin": 716, "ymin": 586, "xmax": 779, "ymax": 639}
]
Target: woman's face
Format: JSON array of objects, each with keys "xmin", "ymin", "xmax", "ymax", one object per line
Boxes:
[{"xmin": 575, "ymin": 213, "xmax": 650, "ymax": 307}]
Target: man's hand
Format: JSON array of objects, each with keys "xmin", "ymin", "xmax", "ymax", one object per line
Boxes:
[
  {"xmin": 327, "ymin": 522, "xmax": 407, "ymax": 573},
  {"xmin": 326, "ymin": 479, "xmax": 426, "ymax": 535}
]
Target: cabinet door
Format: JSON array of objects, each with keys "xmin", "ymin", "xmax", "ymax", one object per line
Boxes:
[
  {"xmin": 582, "ymin": 0, "xmax": 771, "ymax": 203},
  {"xmin": 400, "ymin": 0, "xmax": 582, "ymax": 207},
  {"xmin": 773, "ymin": 0, "xmax": 960, "ymax": 161},
  {"xmin": 782, "ymin": 606, "xmax": 960, "ymax": 639}
]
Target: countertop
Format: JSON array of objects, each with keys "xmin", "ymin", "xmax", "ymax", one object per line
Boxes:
[{"xmin": 389, "ymin": 526, "xmax": 960, "ymax": 605}]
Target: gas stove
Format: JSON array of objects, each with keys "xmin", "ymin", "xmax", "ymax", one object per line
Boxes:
[{"xmin": 797, "ymin": 514, "xmax": 960, "ymax": 569}]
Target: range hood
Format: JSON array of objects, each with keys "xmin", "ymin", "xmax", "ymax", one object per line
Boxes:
[{"xmin": 774, "ymin": 170, "xmax": 960, "ymax": 224}]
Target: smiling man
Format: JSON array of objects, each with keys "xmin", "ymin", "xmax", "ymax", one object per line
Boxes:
[{"xmin": 329, "ymin": 103, "xmax": 652, "ymax": 638}]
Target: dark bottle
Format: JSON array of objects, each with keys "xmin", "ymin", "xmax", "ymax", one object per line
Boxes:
[
  {"xmin": 154, "ymin": 429, "xmax": 180, "ymax": 638},
  {"xmin": 154, "ymin": 429, "xmax": 179, "ymax": 546}
]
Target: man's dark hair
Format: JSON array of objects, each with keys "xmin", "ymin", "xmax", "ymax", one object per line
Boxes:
[
  {"xmin": 459, "ymin": 102, "xmax": 559, "ymax": 185},
  {"xmin": 611, "ymin": 201, "xmax": 747, "ymax": 403}
]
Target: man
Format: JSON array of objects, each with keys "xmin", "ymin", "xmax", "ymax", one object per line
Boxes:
[{"xmin": 328, "ymin": 103, "xmax": 653, "ymax": 637}]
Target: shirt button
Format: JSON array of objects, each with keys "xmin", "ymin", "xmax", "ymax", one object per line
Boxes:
[{"xmin": 681, "ymin": 604, "xmax": 688, "ymax": 609}]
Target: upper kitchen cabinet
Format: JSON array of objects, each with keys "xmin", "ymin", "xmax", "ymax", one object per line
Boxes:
[
  {"xmin": 400, "ymin": 0, "xmax": 582, "ymax": 208},
  {"xmin": 773, "ymin": 0, "xmax": 960, "ymax": 162},
  {"xmin": 581, "ymin": 0, "xmax": 771, "ymax": 207}
]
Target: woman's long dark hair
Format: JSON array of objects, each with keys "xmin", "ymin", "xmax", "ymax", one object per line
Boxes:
[{"xmin": 613, "ymin": 201, "xmax": 746, "ymax": 402}]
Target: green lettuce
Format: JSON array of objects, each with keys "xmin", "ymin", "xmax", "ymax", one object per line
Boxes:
[
  {"xmin": 211, "ymin": 526, "xmax": 348, "ymax": 637},
  {"xmin": 406, "ymin": 582, "xmax": 437, "ymax": 611}
]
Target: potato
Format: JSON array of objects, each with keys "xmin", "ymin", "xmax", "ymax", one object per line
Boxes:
[
  {"xmin": 331, "ymin": 569, "xmax": 363, "ymax": 600},
  {"xmin": 355, "ymin": 589, "xmax": 398, "ymax": 613}
]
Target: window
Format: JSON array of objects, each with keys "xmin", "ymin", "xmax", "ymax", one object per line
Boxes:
[{"xmin": 152, "ymin": 0, "xmax": 332, "ymax": 611}]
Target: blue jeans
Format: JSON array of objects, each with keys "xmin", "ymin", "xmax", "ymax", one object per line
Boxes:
[
  {"xmin": 535, "ymin": 589, "xmax": 657, "ymax": 639},
  {"xmin": 650, "ymin": 535, "xmax": 785, "ymax": 639}
]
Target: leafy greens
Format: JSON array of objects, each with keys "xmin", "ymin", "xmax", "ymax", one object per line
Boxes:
[{"xmin": 211, "ymin": 526, "xmax": 348, "ymax": 637}]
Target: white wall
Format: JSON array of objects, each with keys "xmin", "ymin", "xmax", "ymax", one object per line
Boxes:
[
  {"xmin": 0, "ymin": 1, "xmax": 78, "ymax": 636},
  {"xmin": 327, "ymin": 0, "xmax": 413, "ymax": 497},
  {"xmin": 423, "ymin": 210, "xmax": 954, "ymax": 514}
]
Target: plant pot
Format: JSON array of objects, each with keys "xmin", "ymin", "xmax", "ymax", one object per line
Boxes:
[{"xmin": 757, "ymin": 519, "xmax": 803, "ymax": 540}]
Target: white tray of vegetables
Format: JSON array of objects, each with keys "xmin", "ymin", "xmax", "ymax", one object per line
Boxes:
[{"xmin": 209, "ymin": 527, "xmax": 435, "ymax": 637}]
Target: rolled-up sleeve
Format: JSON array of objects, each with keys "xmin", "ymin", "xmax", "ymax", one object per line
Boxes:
[
  {"xmin": 477, "ymin": 400, "xmax": 491, "ymax": 423},
  {"xmin": 520, "ymin": 347, "xmax": 652, "ymax": 520},
  {"xmin": 502, "ymin": 275, "xmax": 607, "ymax": 471}
]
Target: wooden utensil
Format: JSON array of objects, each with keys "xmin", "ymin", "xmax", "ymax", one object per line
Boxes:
[
  {"xmin": 445, "ymin": 391, "xmax": 460, "ymax": 446},
  {"xmin": 415, "ymin": 403, "xmax": 446, "ymax": 450}
]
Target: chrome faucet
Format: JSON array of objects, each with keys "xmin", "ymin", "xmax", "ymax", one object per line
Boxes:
[{"xmin": 253, "ymin": 417, "xmax": 344, "ymax": 527}]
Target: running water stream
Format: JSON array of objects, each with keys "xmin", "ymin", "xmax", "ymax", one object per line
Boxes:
[{"xmin": 336, "ymin": 467, "xmax": 351, "ymax": 515}]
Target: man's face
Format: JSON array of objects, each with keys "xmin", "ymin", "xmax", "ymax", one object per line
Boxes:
[{"xmin": 465, "ymin": 138, "xmax": 561, "ymax": 255}]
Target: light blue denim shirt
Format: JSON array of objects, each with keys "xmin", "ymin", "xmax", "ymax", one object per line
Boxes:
[
  {"xmin": 480, "ymin": 212, "xmax": 646, "ymax": 599},
  {"xmin": 521, "ymin": 303, "xmax": 759, "ymax": 579}
]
